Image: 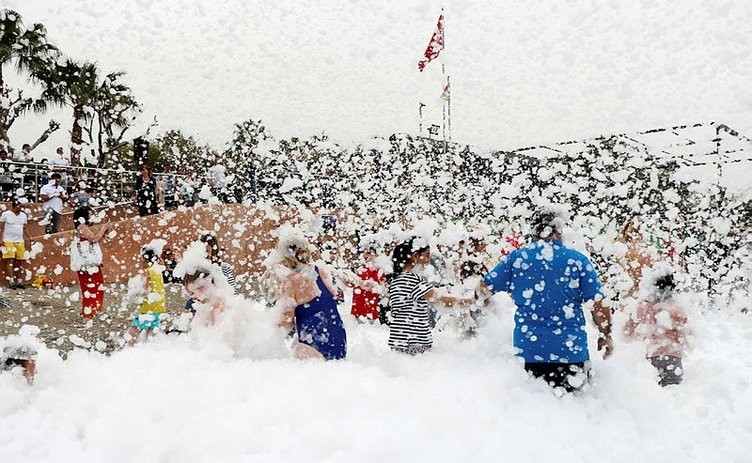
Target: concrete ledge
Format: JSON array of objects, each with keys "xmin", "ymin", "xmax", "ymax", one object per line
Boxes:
[{"xmin": 20, "ymin": 204, "xmax": 296, "ymax": 286}]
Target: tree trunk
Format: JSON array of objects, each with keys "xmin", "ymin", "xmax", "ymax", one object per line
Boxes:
[
  {"xmin": 0, "ymin": 66, "xmax": 8, "ymax": 145},
  {"xmin": 71, "ymin": 104, "xmax": 84, "ymax": 159},
  {"xmin": 30, "ymin": 120, "xmax": 61, "ymax": 151}
]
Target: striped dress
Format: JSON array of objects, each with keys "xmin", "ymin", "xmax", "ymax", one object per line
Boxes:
[{"xmin": 387, "ymin": 272, "xmax": 433, "ymax": 350}]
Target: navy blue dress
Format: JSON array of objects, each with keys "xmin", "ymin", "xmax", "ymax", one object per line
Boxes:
[{"xmin": 294, "ymin": 267, "xmax": 347, "ymax": 360}]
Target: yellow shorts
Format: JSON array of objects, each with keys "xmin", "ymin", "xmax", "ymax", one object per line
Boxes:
[{"xmin": 2, "ymin": 242, "xmax": 26, "ymax": 260}]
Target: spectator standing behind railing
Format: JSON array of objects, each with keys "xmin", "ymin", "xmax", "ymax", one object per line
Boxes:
[
  {"xmin": 39, "ymin": 172, "xmax": 67, "ymax": 234},
  {"xmin": 69, "ymin": 181, "xmax": 92, "ymax": 209},
  {"xmin": 49, "ymin": 147, "xmax": 71, "ymax": 190},
  {"xmin": 207, "ymin": 157, "xmax": 228, "ymax": 203},
  {"xmin": 0, "ymin": 149, "xmax": 12, "ymax": 200},
  {"xmin": 14, "ymin": 144, "xmax": 33, "ymax": 163},
  {"xmin": 135, "ymin": 166, "xmax": 159, "ymax": 216}
]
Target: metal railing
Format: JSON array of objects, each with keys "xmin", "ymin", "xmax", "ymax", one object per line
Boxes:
[{"xmin": 0, "ymin": 160, "xmax": 186, "ymax": 204}]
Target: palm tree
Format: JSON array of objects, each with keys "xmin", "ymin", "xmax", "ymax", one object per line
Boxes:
[
  {"xmin": 37, "ymin": 59, "xmax": 99, "ymax": 150},
  {"xmin": 0, "ymin": 9, "xmax": 60, "ymax": 143}
]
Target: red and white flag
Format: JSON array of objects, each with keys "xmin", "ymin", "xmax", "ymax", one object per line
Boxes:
[{"xmin": 418, "ymin": 15, "xmax": 444, "ymax": 72}]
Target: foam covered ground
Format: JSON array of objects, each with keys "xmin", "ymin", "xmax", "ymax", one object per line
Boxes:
[{"xmin": 2, "ymin": 293, "xmax": 750, "ymax": 462}]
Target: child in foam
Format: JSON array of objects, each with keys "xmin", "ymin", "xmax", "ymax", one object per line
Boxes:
[
  {"xmin": 1, "ymin": 337, "xmax": 37, "ymax": 384},
  {"xmin": 127, "ymin": 246, "xmax": 167, "ymax": 344},
  {"xmin": 262, "ymin": 231, "xmax": 347, "ymax": 361},
  {"xmin": 182, "ymin": 264, "xmax": 229, "ymax": 327},
  {"xmin": 624, "ymin": 265, "xmax": 689, "ymax": 387},
  {"xmin": 184, "ymin": 233, "xmax": 236, "ymax": 315},
  {"xmin": 347, "ymin": 243, "xmax": 386, "ymax": 322}
]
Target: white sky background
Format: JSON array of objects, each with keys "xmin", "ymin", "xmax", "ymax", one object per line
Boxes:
[{"xmin": 6, "ymin": 0, "xmax": 752, "ymax": 160}]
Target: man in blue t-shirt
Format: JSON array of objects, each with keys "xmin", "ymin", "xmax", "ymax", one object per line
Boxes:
[{"xmin": 475, "ymin": 206, "xmax": 613, "ymax": 393}]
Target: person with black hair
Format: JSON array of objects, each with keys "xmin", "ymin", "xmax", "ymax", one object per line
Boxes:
[
  {"xmin": 72, "ymin": 206, "xmax": 111, "ymax": 319},
  {"xmin": 387, "ymin": 236, "xmax": 473, "ymax": 355},
  {"xmin": 135, "ymin": 165, "xmax": 159, "ymax": 216},
  {"xmin": 39, "ymin": 172, "xmax": 67, "ymax": 234},
  {"xmin": 199, "ymin": 233, "xmax": 236, "ymax": 293},
  {"xmin": 127, "ymin": 246, "xmax": 167, "ymax": 343},
  {"xmin": 624, "ymin": 265, "xmax": 688, "ymax": 387},
  {"xmin": 183, "ymin": 264, "xmax": 229, "ymax": 327},
  {"xmin": 0, "ymin": 198, "xmax": 32, "ymax": 289},
  {"xmin": 1, "ymin": 339, "xmax": 37, "ymax": 384},
  {"xmin": 184, "ymin": 233, "xmax": 237, "ymax": 315},
  {"xmin": 475, "ymin": 205, "xmax": 613, "ymax": 393}
]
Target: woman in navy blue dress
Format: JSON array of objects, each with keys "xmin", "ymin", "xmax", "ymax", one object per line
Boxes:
[{"xmin": 263, "ymin": 232, "xmax": 346, "ymax": 360}]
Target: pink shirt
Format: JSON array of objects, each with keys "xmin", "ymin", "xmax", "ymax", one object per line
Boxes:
[{"xmin": 633, "ymin": 300, "xmax": 687, "ymax": 358}]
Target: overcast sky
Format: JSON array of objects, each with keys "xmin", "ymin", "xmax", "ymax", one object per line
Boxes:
[{"xmin": 6, "ymin": 0, "xmax": 752, "ymax": 159}]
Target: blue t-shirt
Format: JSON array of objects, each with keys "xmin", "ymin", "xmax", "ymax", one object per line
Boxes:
[{"xmin": 483, "ymin": 239, "xmax": 603, "ymax": 363}]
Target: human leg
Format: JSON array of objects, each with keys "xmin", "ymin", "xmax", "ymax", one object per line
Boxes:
[
  {"xmin": 391, "ymin": 344, "xmax": 431, "ymax": 355},
  {"xmin": 42, "ymin": 208, "xmax": 54, "ymax": 234},
  {"xmin": 3, "ymin": 256, "xmax": 14, "ymax": 287},
  {"xmin": 648, "ymin": 355, "xmax": 683, "ymax": 386},
  {"xmin": 293, "ymin": 342, "xmax": 326, "ymax": 360},
  {"xmin": 92, "ymin": 268, "xmax": 105, "ymax": 314},
  {"xmin": 524, "ymin": 362, "xmax": 590, "ymax": 393},
  {"xmin": 78, "ymin": 269, "xmax": 102, "ymax": 319},
  {"xmin": 50, "ymin": 210, "xmax": 62, "ymax": 234},
  {"xmin": 12, "ymin": 242, "xmax": 26, "ymax": 288}
]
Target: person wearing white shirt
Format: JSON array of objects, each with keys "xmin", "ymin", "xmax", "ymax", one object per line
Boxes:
[
  {"xmin": 39, "ymin": 172, "xmax": 67, "ymax": 234},
  {"xmin": 0, "ymin": 199, "xmax": 32, "ymax": 289},
  {"xmin": 207, "ymin": 158, "xmax": 228, "ymax": 202},
  {"xmin": 49, "ymin": 147, "xmax": 71, "ymax": 188},
  {"xmin": 13, "ymin": 144, "xmax": 34, "ymax": 163}
]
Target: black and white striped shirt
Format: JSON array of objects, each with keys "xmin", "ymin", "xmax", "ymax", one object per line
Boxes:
[
  {"xmin": 220, "ymin": 262, "xmax": 237, "ymax": 295},
  {"xmin": 388, "ymin": 272, "xmax": 433, "ymax": 348}
]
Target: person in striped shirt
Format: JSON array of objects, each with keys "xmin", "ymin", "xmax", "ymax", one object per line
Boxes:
[
  {"xmin": 388, "ymin": 236, "xmax": 474, "ymax": 355},
  {"xmin": 200, "ymin": 233, "xmax": 237, "ymax": 292},
  {"xmin": 185, "ymin": 234, "xmax": 237, "ymax": 314}
]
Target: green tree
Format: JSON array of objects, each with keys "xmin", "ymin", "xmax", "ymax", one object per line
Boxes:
[
  {"xmin": 85, "ymin": 70, "xmax": 141, "ymax": 167},
  {"xmin": 38, "ymin": 60, "xmax": 141, "ymax": 167},
  {"xmin": 0, "ymin": 9, "xmax": 60, "ymax": 146},
  {"xmin": 224, "ymin": 117, "xmax": 271, "ymax": 201},
  {"xmin": 151, "ymin": 129, "xmax": 217, "ymax": 173}
]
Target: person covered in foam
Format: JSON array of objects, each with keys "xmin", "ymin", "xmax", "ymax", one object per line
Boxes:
[
  {"xmin": 261, "ymin": 227, "xmax": 347, "ymax": 361},
  {"xmin": 624, "ymin": 264, "xmax": 689, "ymax": 387},
  {"xmin": 1, "ymin": 335, "xmax": 39, "ymax": 384},
  {"xmin": 173, "ymin": 241, "xmax": 235, "ymax": 328}
]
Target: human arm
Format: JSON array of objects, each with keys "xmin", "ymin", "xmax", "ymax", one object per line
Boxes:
[
  {"xmin": 317, "ymin": 264, "xmax": 340, "ymax": 297},
  {"xmin": 421, "ymin": 288, "xmax": 474, "ymax": 307},
  {"xmin": 591, "ymin": 298, "xmax": 614, "ymax": 359},
  {"xmin": 77, "ymin": 222, "xmax": 111, "ymax": 243},
  {"xmin": 623, "ymin": 316, "xmax": 638, "ymax": 338},
  {"xmin": 39, "ymin": 185, "xmax": 54, "ymax": 202}
]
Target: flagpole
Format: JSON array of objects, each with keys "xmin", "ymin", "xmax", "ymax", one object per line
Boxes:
[
  {"xmin": 442, "ymin": 69, "xmax": 447, "ymax": 150},
  {"xmin": 447, "ymin": 75, "xmax": 451, "ymax": 142},
  {"xmin": 419, "ymin": 102, "xmax": 425, "ymax": 137},
  {"xmin": 441, "ymin": 6, "xmax": 447, "ymax": 154}
]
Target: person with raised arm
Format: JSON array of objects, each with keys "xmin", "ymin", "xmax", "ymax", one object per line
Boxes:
[
  {"xmin": 72, "ymin": 206, "xmax": 111, "ymax": 319},
  {"xmin": 261, "ymin": 230, "xmax": 347, "ymax": 361}
]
